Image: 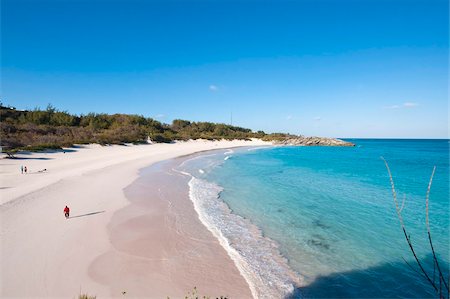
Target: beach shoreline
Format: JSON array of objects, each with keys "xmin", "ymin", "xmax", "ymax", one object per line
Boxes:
[
  {"xmin": 0, "ymin": 139, "xmax": 269, "ymax": 298},
  {"xmin": 90, "ymin": 155, "xmax": 253, "ymax": 298}
]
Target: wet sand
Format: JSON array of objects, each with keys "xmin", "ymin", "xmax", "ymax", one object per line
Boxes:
[{"xmin": 89, "ymin": 157, "xmax": 253, "ymax": 298}]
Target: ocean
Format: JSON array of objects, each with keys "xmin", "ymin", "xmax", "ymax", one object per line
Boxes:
[{"xmin": 176, "ymin": 139, "xmax": 449, "ymax": 298}]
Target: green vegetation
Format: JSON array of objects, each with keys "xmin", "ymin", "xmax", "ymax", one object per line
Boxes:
[
  {"xmin": 261, "ymin": 132, "xmax": 295, "ymax": 142},
  {"xmin": 0, "ymin": 104, "xmax": 288, "ymax": 152}
]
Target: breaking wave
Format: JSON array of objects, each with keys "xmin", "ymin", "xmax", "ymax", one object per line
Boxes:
[{"xmin": 187, "ymin": 176, "xmax": 302, "ymax": 299}]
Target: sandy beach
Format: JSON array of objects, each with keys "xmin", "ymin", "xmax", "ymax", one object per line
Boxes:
[{"xmin": 0, "ymin": 139, "xmax": 269, "ymax": 298}]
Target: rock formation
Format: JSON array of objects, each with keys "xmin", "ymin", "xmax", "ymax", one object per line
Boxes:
[{"xmin": 272, "ymin": 136, "xmax": 355, "ymax": 147}]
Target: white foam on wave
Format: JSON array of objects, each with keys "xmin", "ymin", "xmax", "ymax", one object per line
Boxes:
[
  {"xmin": 173, "ymin": 169, "xmax": 191, "ymax": 176},
  {"xmin": 224, "ymin": 155, "xmax": 232, "ymax": 161},
  {"xmin": 178, "ymin": 153, "xmax": 218, "ymax": 168},
  {"xmin": 198, "ymin": 169, "xmax": 205, "ymax": 174},
  {"xmin": 187, "ymin": 176, "xmax": 303, "ymax": 299},
  {"xmin": 224, "ymin": 149, "xmax": 234, "ymax": 155},
  {"xmin": 247, "ymin": 146, "xmax": 273, "ymax": 152}
]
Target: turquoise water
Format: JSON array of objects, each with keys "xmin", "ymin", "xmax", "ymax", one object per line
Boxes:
[{"xmin": 179, "ymin": 140, "xmax": 449, "ymax": 298}]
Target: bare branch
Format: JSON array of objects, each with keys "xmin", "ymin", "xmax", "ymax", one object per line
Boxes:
[
  {"xmin": 426, "ymin": 166, "xmax": 436, "ymax": 229},
  {"xmin": 425, "ymin": 166, "xmax": 449, "ymax": 292},
  {"xmin": 381, "ymin": 157, "xmax": 404, "ymax": 225},
  {"xmin": 400, "ymin": 194, "xmax": 406, "ymax": 214},
  {"xmin": 382, "ymin": 157, "xmax": 438, "ymax": 292}
]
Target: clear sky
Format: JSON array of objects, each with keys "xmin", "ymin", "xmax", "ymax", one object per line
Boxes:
[{"xmin": 1, "ymin": 0, "xmax": 448, "ymax": 138}]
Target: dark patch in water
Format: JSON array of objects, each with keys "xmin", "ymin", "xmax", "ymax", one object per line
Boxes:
[
  {"xmin": 289, "ymin": 221, "xmax": 304, "ymax": 229},
  {"xmin": 287, "ymin": 254, "xmax": 441, "ymax": 299},
  {"xmin": 311, "ymin": 233, "xmax": 325, "ymax": 240},
  {"xmin": 307, "ymin": 239, "xmax": 330, "ymax": 250},
  {"xmin": 277, "ymin": 208, "xmax": 283, "ymax": 213},
  {"xmin": 312, "ymin": 219, "xmax": 330, "ymax": 229}
]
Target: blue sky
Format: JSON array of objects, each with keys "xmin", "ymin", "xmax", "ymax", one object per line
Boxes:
[{"xmin": 1, "ymin": 0, "xmax": 448, "ymax": 138}]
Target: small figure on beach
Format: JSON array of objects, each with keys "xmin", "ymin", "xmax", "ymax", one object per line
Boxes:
[
  {"xmin": 24, "ymin": 166, "xmax": 28, "ymax": 174},
  {"xmin": 21, "ymin": 165, "xmax": 23, "ymax": 174},
  {"xmin": 64, "ymin": 206, "xmax": 70, "ymax": 219},
  {"xmin": 38, "ymin": 168, "xmax": 47, "ymax": 173}
]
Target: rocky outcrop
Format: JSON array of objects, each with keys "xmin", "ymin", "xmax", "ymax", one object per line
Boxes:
[{"xmin": 272, "ymin": 136, "xmax": 355, "ymax": 147}]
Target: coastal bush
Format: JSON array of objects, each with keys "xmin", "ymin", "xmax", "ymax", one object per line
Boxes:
[
  {"xmin": 0, "ymin": 103, "xmax": 297, "ymax": 152},
  {"xmin": 150, "ymin": 133, "xmax": 173, "ymax": 143},
  {"xmin": 172, "ymin": 119, "xmax": 191, "ymax": 131},
  {"xmin": 262, "ymin": 132, "xmax": 296, "ymax": 141}
]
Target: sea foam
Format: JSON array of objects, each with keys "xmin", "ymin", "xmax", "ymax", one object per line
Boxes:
[{"xmin": 187, "ymin": 176, "xmax": 303, "ymax": 299}]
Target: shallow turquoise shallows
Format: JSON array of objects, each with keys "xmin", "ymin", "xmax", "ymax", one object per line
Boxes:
[{"xmin": 179, "ymin": 139, "xmax": 449, "ymax": 298}]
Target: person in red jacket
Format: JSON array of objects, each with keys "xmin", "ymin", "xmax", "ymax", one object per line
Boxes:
[{"xmin": 64, "ymin": 206, "xmax": 70, "ymax": 218}]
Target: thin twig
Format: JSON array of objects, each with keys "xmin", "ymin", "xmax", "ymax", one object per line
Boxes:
[
  {"xmin": 400, "ymin": 194, "xmax": 406, "ymax": 213},
  {"xmin": 434, "ymin": 257, "xmax": 437, "ymax": 285},
  {"xmin": 382, "ymin": 157, "xmax": 438, "ymax": 292},
  {"xmin": 425, "ymin": 166, "xmax": 449, "ymax": 292},
  {"xmin": 402, "ymin": 256, "xmax": 424, "ymax": 277},
  {"xmin": 381, "ymin": 157, "xmax": 403, "ymax": 224}
]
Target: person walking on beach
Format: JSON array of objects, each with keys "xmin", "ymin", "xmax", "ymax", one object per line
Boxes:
[
  {"xmin": 24, "ymin": 166, "xmax": 27, "ymax": 174},
  {"xmin": 64, "ymin": 206, "xmax": 70, "ymax": 219},
  {"xmin": 21, "ymin": 165, "xmax": 23, "ymax": 174}
]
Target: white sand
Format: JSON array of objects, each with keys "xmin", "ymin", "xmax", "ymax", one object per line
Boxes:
[{"xmin": 0, "ymin": 139, "xmax": 270, "ymax": 298}]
